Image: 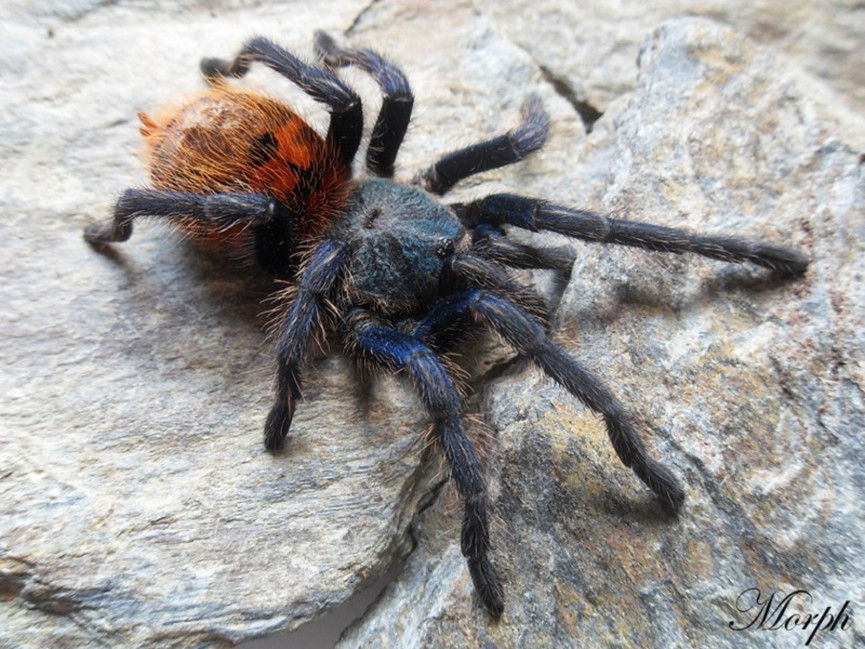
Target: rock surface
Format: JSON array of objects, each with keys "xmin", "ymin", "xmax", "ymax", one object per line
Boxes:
[
  {"xmin": 1, "ymin": 1, "xmax": 862, "ymax": 648},
  {"xmin": 340, "ymin": 14, "xmax": 865, "ymax": 649}
]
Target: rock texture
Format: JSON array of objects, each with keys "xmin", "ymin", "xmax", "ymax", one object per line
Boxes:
[
  {"xmin": 339, "ymin": 15, "xmax": 864, "ymax": 649},
  {"xmin": 1, "ymin": 1, "xmax": 862, "ymax": 648},
  {"xmin": 480, "ymin": 0, "xmax": 865, "ymax": 128}
]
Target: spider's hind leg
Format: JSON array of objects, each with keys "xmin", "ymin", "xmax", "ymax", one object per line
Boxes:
[
  {"xmin": 84, "ymin": 188, "xmax": 275, "ymax": 243},
  {"xmin": 314, "ymin": 31, "xmax": 414, "ymax": 178},
  {"xmin": 201, "ymin": 36, "xmax": 363, "ymax": 167},
  {"xmin": 265, "ymin": 240, "xmax": 348, "ymax": 451},
  {"xmin": 417, "ymin": 95, "xmax": 550, "ymax": 196}
]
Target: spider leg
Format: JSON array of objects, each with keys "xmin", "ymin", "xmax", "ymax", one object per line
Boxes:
[
  {"xmin": 314, "ymin": 31, "xmax": 413, "ymax": 178},
  {"xmin": 265, "ymin": 240, "xmax": 348, "ymax": 451},
  {"xmin": 416, "ymin": 95, "xmax": 549, "ymax": 196},
  {"xmin": 345, "ymin": 308, "xmax": 504, "ymax": 616},
  {"xmin": 471, "ymin": 223, "xmax": 576, "ymax": 271},
  {"xmin": 413, "ymin": 289, "xmax": 686, "ymax": 511},
  {"xmin": 201, "ymin": 37, "xmax": 363, "ymax": 167},
  {"xmin": 82, "ymin": 188, "xmax": 296, "ymax": 273},
  {"xmin": 454, "ymin": 194, "xmax": 809, "ymax": 275},
  {"xmin": 84, "ymin": 188, "xmax": 274, "ymax": 243},
  {"xmin": 441, "ymin": 251, "xmax": 551, "ymax": 325}
]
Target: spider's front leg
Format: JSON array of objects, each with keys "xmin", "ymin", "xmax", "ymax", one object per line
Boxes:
[
  {"xmin": 266, "ymin": 240, "xmax": 348, "ymax": 451},
  {"xmin": 414, "ymin": 290, "xmax": 686, "ymax": 511},
  {"xmin": 440, "ymin": 251, "xmax": 552, "ymax": 325},
  {"xmin": 345, "ymin": 308, "xmax": 504, "ymax": 616},
  {"xmin": 454, "ymin": 194, "xmax": 809, "ymax": 275}
]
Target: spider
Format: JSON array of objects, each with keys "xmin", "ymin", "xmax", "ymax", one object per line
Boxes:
[{"xmin": 84, "ymin": 31, "xmax": 809, "ymax": 616}]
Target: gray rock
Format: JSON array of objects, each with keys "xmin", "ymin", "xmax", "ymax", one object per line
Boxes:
[
  {"xmin": 479, "ymin": 0, "xmax": 865, "ymax": 126},
  {"xmin": 1, "ymin": 2, "xmax": 433, "ymax": 648},
  {"xmin": 1, "ymin": 2, "xmax": 862, "ymax": 649},
  {"xmin": 339, "ymin": 14, "xmax": 864, "ymax": 649}
]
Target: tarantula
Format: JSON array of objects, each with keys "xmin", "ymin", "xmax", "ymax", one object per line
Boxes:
[{"xmin": 84, "ymin": 31, "xmax": 809, "ymax": 616}]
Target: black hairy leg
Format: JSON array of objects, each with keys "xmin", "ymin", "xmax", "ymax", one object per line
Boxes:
[
  {"xmin": 345, "ymin": 308, "xmax": 504, "ymax": 616},
  {"xmin": 265, "ymin": 240, "xmax": 348, "ymax": 451},
  {"xmin": 440, "ymin": 252, "xmax": 552, "ymax": 325},
  {"xmin": 470, "ymin": 223, "xmax": 576, "ymax": 271},
  {"xmin": 83, "ymin": 188, "xmax": 273, "ymax": 241},
  {"xmin": 314, "ymin": 30, "xmax": 414, "ymax": 178},
  {"xmin": 83, "ymin": 188, "xmax": 297, "ymax": 274},
  {"xmin": 417, "ymin": 95, "xmax": 550, "ymax": 196},
  {"xmin": 201, "ymin": 36, "xmax": 364, "ymax": 167},
  {"xmin": 414, "ymin": 289, "xmax": 686, "ymax": 511},
  {"xmin": 455, "ymin": 194, "xmax": 809, "ymax": 275}
]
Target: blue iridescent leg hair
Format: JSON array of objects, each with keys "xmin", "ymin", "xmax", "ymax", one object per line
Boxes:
[
  {"xmin": 471, "ymin": 222, "xmax": 575, "ymax": 271},
  {"xmin": 440, "ymin": 251, "xmax": 551, "ymax": 324},
  {"xmin": 346, "ymin": 309, "xmax": 505, "ymax": 616}
]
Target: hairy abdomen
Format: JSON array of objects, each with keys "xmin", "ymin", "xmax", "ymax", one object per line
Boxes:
[{"xmin": 140, "ymin": 87, "xmax": 349, "ymax": 247}]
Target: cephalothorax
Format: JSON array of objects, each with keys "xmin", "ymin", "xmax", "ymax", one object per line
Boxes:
[{"xmin": 85, "ymin": 31, "xmax": 809, "ymax": 616}]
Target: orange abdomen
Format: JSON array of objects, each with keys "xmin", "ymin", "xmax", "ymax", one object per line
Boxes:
[{"xmin": 141, "ymin": 87, "xmax": 349, "ymax": 244}]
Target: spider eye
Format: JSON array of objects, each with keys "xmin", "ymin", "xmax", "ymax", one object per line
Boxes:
[{"xmin": 436, "ymin": 237, "xmax": 455, "ymax": 258}]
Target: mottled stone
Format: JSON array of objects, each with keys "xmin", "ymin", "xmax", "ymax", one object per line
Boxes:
[
  {"xmin": 339, "ymin": 15, "xmax": 864, "ymax": 649},
  {"xmin": 478, "ymin": 0, "xmax": 865, "ymax": 129},
  {"xmin": 0, "ymin": 2, "xmax": 431, "ymax": 648}
]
